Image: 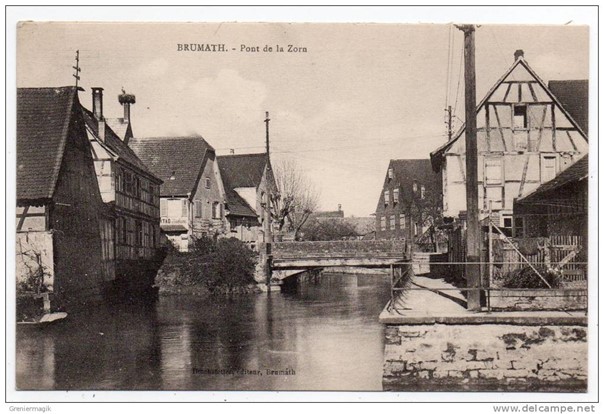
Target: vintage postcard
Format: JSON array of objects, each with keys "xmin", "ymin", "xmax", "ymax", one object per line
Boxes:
[{"xmin": 7, "ymin": 7, "xmax": 597, "ymax": 407}]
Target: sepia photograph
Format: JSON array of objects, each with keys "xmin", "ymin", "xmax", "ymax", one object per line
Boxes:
[{"xmin": 6, "ymin": 5, "xmax": 597, "ymax": 407}]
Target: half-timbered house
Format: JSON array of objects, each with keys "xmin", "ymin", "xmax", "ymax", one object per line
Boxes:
[
  {"xmin": 430, "ymin": 50, "xmax": 588, "ymax": 234},
  {"xmin": 82, "ymin": 88, "xmax": 163, "ymax": 291},
  {"xmin": 16, "ymin": 87, "xmax": 107, "ymax": 307},
  {"xmin": 130, "ymin": 136, "xmax": 227, "ymax": 252},
  {"xmin": 216, "ymin": 153, "xmax": 277, "ymax": 248}
]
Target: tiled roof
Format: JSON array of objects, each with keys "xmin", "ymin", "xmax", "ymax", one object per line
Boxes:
[
  {"xmin": 130, "ymin": 136, "xmax": 213, "ymax": 197},
  {"xmin": 17, "ymin": 86, "xmax": 79, "ymax": 201},
  {"xmin": 217, "ymin": 153, "xmax": 268, "ymax": 188},
  {"xmin": 548, "ymin": 80, "xmax": 589, "ymax": 135},
  {"xmin": 226, "ymin": 189, "xmax": 258, "ymax": 218},
  {"xmin": 217, "ymin": 153, "xmax": 269, "ymax": 218},
  {"xmin": 517, "ymin": 155, "xmax": 588, "ymax": 204},
  {"xmin": 81, "ymin": 108, "xmax": 157, "ymax": 181},
  {"xmin": 377, "ymin": 159, "xmax": 442, "ymax": 212},
  {"xmin": 391, "ymin": 159, "xmax": 441, "ymax": 190}
]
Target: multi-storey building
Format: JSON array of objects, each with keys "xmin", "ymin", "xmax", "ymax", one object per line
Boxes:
[
  {"xmin": 130, "ymin": 136, "xmax": 227, "ymax": 252},
  {"xmin": 430, "ymin": 50, "xmax": 588, "ymax": 235},
  {"xmin": 82, "ymin": 87, "xmax": 163, "ymax": 291}
]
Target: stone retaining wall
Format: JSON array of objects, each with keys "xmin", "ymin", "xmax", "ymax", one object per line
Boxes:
[
  {"xmin": 488, "ymin": 289, "xmax": 587, "ymax": 311},
  {"xmin": 383, "ymin": 323, "xmax": 587, "ymax": 392}
]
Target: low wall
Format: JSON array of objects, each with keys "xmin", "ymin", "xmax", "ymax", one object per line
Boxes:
[
  {"xmin": 270, "ymin": 240, "xmax": 406, "ymax": 258},
  {"xmin": 488, "ymin": 289, "xmax": 587, "ymax": 311},
  {"xmin": 382, "ymin": 321, "xmax": 587, "ymax": 392}
]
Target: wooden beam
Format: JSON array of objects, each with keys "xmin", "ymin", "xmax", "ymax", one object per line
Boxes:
[
  {"xmin": 528, "ymin": 83, "xmax": 538, "ymax": 102},
  {"xmin": 566, "ymin": 130, "xmax": 578, "ymax": 151},
  {"xmin": 502, "ymin": 84, "xmax": 512, "ymax": 102},
  {"xmin": 493, "ymin": 106, "xmax": 508, "ymax": 151},
  {"xmin": 552, "ymin": 105, "xmax": 557, "ymax": 151},
  {"xmin": 16, "ymin": 205, "xmax": 29, "ymax": 231}
]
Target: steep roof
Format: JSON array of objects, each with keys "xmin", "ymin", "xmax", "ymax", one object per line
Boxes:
[
  {"xmin": 548, "ymin": 80, "xmax": 589, "ymax": 134},
  {"xmin": 377, "ymin": 159, "xmax": 441, "ymax": 212},
  {"xmin": 17, "ymin": 86, "xmax": 79, "ymax": 201},
  {"xmin": 217, "ymin": 153, "xmax": 269, "ymax": 188},
  {"xmin": 81, "ymin": 108, "xmax": 158, "ymax": 181},
  {"xmin": 517, "ymin": 155, "xmax": 588, "ymax": 204},
  {"xmin": 130, "ymin": 136, "xmax": 213, "ymax": 197},
  {"xmin": 217, "ymin": 153, "xmax": 269, "ymax": 218},
  {"xmin": 430, "ymin": 57, "xmax": 588, "ymax": 172}
]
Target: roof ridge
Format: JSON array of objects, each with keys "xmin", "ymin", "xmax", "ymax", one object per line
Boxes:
[{"xmin": 48, "ymin": 87, "xmax": 78, "ymax": 199}]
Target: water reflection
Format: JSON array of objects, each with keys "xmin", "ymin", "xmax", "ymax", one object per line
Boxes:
[{"xmin": 16, "ymin": 272, "xmax": 390, "ymax": 391}]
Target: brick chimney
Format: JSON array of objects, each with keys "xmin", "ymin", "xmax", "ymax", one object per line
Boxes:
[
  {"xmin": 514, "ymin": 49, "xmax": 525, "ymax": 61},
  {"xmin": 92, "ymin": 87, "xmax": 104, "ymax": 120},
  {"xmin": 118, "ymin": 88, "xmax": 136, "ymax": 123},
  {"xmin": 91, "ymin": 87, "xmax": 105, "ymax": 142}
]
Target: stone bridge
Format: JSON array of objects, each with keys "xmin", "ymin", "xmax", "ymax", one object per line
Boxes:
[{"xmin": 265, "ymin": 240, "xmax": 408, "ymax": 271}]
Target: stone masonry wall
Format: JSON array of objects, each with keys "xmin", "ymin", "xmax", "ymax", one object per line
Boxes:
[
  {"xmin": 383, "ymin": 323, "xmax": 587, "ymax": 392},
  {"xmin": 271, "ymin": 240, "xmax": 406, "ymax": 258}
]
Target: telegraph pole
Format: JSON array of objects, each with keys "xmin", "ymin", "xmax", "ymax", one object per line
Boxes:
[
  {"xmin": 264, "ymin": 111, "xmax": 273, "ymax": 289},
  {"xmin": 445, "ymin": 105, "xmax": 453, "ymax": 141},
  {"xmin": 72, "ymin": 50, "xmax": 81, "ymax": 88},
  {"xmin": 456, "ymin": 24, "xmax": 481, "ymax": 311}
]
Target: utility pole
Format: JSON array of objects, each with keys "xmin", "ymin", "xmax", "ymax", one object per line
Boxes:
[
  {"xmin": 445, "ymin": 105, "xmax": 453, "ymax": 141},
  {"xmin": 72, "ymin": 50, "xmax": 81, "ymax": 88},
  {"xmin": 264, "ymin": 111, "xmax": 273, "ymax": 289},
  {"xmin": 456, "ymin": 24, "xmax": 481, "ymax": 311}
]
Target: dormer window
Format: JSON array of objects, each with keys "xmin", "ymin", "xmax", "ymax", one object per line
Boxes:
[
  {"xmin": 513, "ymin": 105, "xmax": 527, "ymax": 129},
  {"xmin": 392, "ymin": 188, "xmax": 399, "ymax": 205},
  {"xmin": 388, "ymin": 168, "xmax": 394, "ymax": 180},
  {"xmin": 384, "ymin": 190, "xmax": 390, "ymax": 206},
  {"xmin": 420, "ymin": 185, "xmax": 425, "ymax": 199},
  {"xmin": 413, "ymin": 182, "xmax": 418, "ymax": 193}
]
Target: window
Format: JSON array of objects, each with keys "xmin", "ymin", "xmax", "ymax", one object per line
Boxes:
[
  {"xmin": 484, "ymin": 157, "xmax": 503, "ymax": 186},
  {"xmin": 135, "ymin": 220, "xmax": 143, "ymax": 246},
  {"xmin": 385, "ymin": 215, "xmax": 390, "ymax": 230},
  {"xmin": 513, "ymin": 105, "xmax": 527, "ymax": 129},
  {"xmin": 413, "ymin": 182, "xmax": 418, "ymax": 193},
  {"xmin": 485, "ymin": 187, "xmax": 503, "ymax": 210},
  {"xmin": 414, "ymin": 222, "xmax": 419, "ymax": 236},
  {"xmin": 195, "ymin": 200, "xmax": 203, "ymax": 218},
  {"xmin": 388, "ymin": 168, "xmax": 394, "ymax": 180},
  {"xmin": 541, "ymin": 155, "xmax": 557, "ymax": 183},
  {"xmin": 399, "ymin": 213, "xmax": 406, "ymax": 229},
  {"xmin": 212, "ymin": 202, "xmax": 221, "ymax": 219},
  {"xmin": 205, "ymin": 177, "xmax": 211, "ymax": 189},
  {"xmin": 392, "ymin": 188, "xmax": 399, "ymax": 205},
  {"xmin": 116, "ymin": 168, "xmax": 123, "ymax": 192},
  {"xmin": 384, "ymin": 190, "xmax": 390, "ymax": 206},
  {"xmin": 380, "ymin": 216, "xmax": 386, "ymax": 231},
  {"xmin": 503, "ymin": 216, "xmax": 513, "ymax": 228},
  {"xmin": 160, "ymin": 199, "xmax": 168, "ymax": 216},
  {"xmin": 420, "ymin": 185, "xmax": 426, "ymax": 199},
  {"xmin": 390, "ymin": 216, "xmax": 396, "ymax": 230}
]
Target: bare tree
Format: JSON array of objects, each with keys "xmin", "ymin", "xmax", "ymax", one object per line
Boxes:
[{"xmin": 270, "ymin": 159, "xmax": 320, "ymax": 240}]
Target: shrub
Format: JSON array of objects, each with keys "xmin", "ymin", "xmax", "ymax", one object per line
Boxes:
[
  {"xmin": 502, "ymin": 265, "xmax": 561, "ymax": 289},
  {"xmin": 204, "ymin": 238, "xmax": 258, "ymax": 293}
]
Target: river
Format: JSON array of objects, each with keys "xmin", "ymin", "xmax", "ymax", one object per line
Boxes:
[{"xmin": 16, "ymin": 271, "xmax": 391, "ymax": 391}]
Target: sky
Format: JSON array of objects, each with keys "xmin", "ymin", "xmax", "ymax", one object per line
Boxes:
[{"xmin": 16, "ymin": 21, "xmax": 589, "ymax": 216}]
